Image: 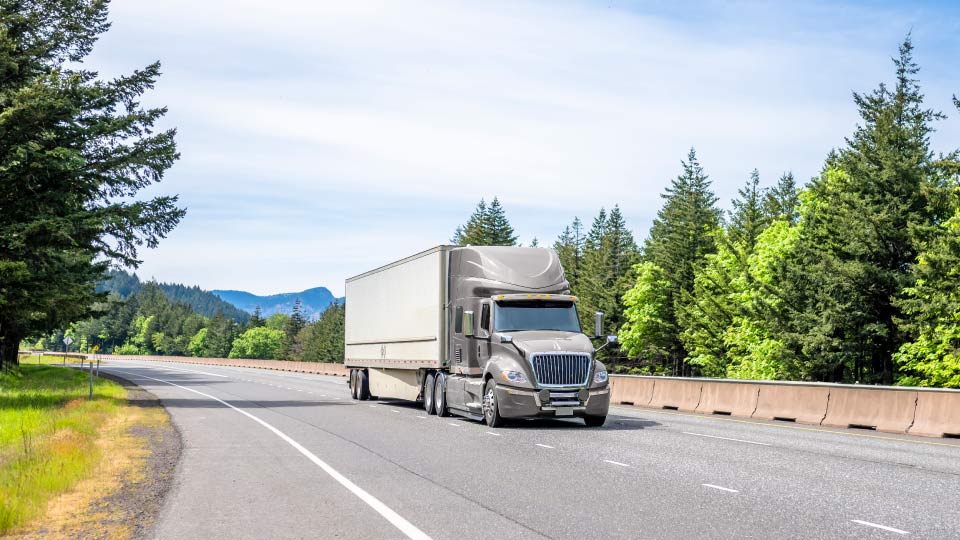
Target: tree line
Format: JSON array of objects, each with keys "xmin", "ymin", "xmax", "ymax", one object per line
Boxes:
[
  {"xmin": 34, "ymin": 283, "xmax": 346, "ymax": 363},
  {"xmin": 454, "ymin": 38, "xmax": 960, "ymax": 388}
]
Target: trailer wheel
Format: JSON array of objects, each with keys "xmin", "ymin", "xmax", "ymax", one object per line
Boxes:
[
  {"xmin": 482, "ymin": 379, "xmax": 505, "ymax": 427},
  {"xmin": 434, "ymin": 372, "xmax": 449, "ymax": 417},
  {"xmin": 423, "ymin": 372, "xmax": 436, "ymax": 415},
  {"xmin": 357, "ymin": 370, "xmax": 370, "ymax": 400},
  {"xmin": 583, "ymin": 415, "xmax": 606, "ymax": 427},
  {"xmin": 349, "ymin": 370, "xmax": 358, "ymax": 400}
]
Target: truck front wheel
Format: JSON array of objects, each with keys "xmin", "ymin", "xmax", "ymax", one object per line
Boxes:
[
  {"xmin": 423, "ymin": 372, "xmax": 436, "ymax": 415},
  {"xmin": 583, "ymin": 415, "xmax": 606, "ymax": 427},
  {"xmin": 482, "ymin": 379, "xmax": 505, "ymax": 427}
]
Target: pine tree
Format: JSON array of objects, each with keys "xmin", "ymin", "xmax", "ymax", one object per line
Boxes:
[
  {"xmin": 0, "ymin": 1, "xmax": 183, "ymax": 369},
  {"xmin": 282, "ymin": 298, "xmax": 307, "ymax": 357},
  {"xmin": 553, "ymin": 217, "xmax": 585, "ymax": 293},
  {"xmin": 763, "ymin": 172, "xmax": 801, "ymax": 224},
  {"xmin": 623, "ymin": 148, "xmax": 722, "ymax": 374},
  {"xmin": 529, "ymin": 237, "xmax": 539, "ymax": 247},
  {"xmin": 781, "ymin": 36, "xmax": 944, "ymax": 383},
  {"xmin": 248, "ymin": 306, "xmax": 264, "ymax": 329},
  {"xmin": 729, "ymin": 169, "xmax": 769, "ymax": 251},
  {"xmin": 452, "ymin": 197, "xmax": 517, "ymax": 246},
  {"xmin": 485, "ymin": 197, "xmax": 518, "ymax": 246}
]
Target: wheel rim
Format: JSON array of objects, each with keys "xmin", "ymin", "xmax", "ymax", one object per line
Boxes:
[
  {"xmin": 482, "ymin": 387, "xmax": 495, "ymax": 421},
  {"xmin": 424, "ymin": 376, "xmax": 434, "ymax": 411}
]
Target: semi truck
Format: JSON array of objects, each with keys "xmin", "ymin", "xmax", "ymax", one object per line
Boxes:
[{"xmin": 344, "ymin": 245, "xmax": 613, "ymax": 427}]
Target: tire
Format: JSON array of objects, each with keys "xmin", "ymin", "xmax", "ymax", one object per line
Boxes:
[
  {"xmin": 357, "ymin": 370, "xmax": 370, "ymax": 401},
  {"xmin": 583, "ymin": 415, "xmax": 606, "ymax": 427},
  {"xmin": 434, "ymin": 372, "xmax": 449, "ymax": 417},
  {"xmin": 423, "ymin": 372, "xmax": 436, "ymax": 415},
  {"xmin": 482, "ymin": 379, "xmax": 505, "ymax": 427},
  {"xmin": 350, "ymin": 370, "xmax": 358, "ymax": 400}
]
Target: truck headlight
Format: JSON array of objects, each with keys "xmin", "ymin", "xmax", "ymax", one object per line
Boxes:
[
  {"xmin": 593, "ymin": 370, "xmax": 608, "ymax": 384},
  {"xmin": 501, "ymin": 370, "xmax": 527, "ymax": 384}
]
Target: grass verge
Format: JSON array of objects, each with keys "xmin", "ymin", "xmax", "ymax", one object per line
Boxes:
[{"xmin": 0, "ymin": 364, "xmax": 168, "ymax": 537}]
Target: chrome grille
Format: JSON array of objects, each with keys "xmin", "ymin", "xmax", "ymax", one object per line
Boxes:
[{"xmin": 530, "ymin": 353, "xmax": 591, "ymax": 387}]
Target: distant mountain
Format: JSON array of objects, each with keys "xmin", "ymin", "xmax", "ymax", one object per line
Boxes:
[
  {"xmin": 98, "ymin": 270, "xmax": 250, "ymax": 321},
  {"xmin": 212, "ymin": 287, "xmax": 342, "ymax": 320}
]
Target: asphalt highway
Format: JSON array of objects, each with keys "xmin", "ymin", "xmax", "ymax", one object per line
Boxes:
[{"xmin": 95, "ymin": 360, "xmax": 960, "ymax": 540}]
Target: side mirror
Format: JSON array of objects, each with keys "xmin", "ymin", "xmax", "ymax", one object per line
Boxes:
[
  {"xmin": 500, "ymin": 335, "xmax": 513, "ymax": 343},
  {"xmin": 477, "ymin": 327, "xmax": 490, "ymax": 340},
  {"xmin": 606, "ymin": 335, "xmax": 617, "ymax": 344},
  {"xmin": 594, "ymin": 312, "xmax": 604, "ymax": 339},
  {"xmin": 463, "ymin": 311, "xmax": 475, "ymax": 337}
]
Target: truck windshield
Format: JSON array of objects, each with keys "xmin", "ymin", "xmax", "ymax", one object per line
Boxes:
[{"xmin": 494, "ymin": 301, "xmax": 581, "ymax": 333}]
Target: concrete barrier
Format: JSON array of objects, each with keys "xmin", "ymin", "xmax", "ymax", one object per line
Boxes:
[
  {"xmin": 93, "ymin": 354, "xmax": 349, "ymax": 377},
  {"xmin": 696, "ymin": 382, "xmax": 760, "ymax": 417},
  {"xmin": 648, "ymin": 378, "xmax": 703, "ymax": 412},
  {"xmin": 821, "ymin": 387, "xmax": 918, "ymax": 433},
  {"xmin": 752, "ymin": 384, "xmax": 830, "ymax": 425},
  {"xmin": 609, "ymin": 376, "xmax": 655, "ymax": 407},
  {"xmin": 909, "ymin": 392, "xmax": 960, "ymax": 438}
]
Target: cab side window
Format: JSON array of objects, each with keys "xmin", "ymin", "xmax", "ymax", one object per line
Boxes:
[
  {"xmin": 480, "ymin": 303, "xmax": 490, "ymax": 332},
  {"xmin": 455, "ymin": 305, "xmax": 463, "ymax": 334}
]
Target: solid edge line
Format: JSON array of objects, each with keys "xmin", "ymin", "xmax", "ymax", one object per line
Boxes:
[
  {"xmin": 106, "ymin": 368, "xmax": 433, "ymax": 540},
  {"xmin": 682, "ymin": 431, "xmax": 771, "ymax": 446},
  {"xmin": 702, "ymin": 484, "xmax": 739, "ymax": 493},
  {"xmin": 851, "ymin": 520, "xmax": 909, "ymax": 535}
]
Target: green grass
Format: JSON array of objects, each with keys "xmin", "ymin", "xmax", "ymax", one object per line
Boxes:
[
  {"xmin": 0, "ymin": 365, "xmax": 126, "ymax": 534},
  {"xmin": 15, "ymin": 353, "xmax": 89, "ymax": 366}
]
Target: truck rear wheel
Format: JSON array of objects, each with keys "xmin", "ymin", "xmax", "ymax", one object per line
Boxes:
[
  {"xmin": 350, "ymin": 370, "xmax": 358, "ymax": 400},
  {"xmin": 482, "ymin": 379, "xmax": 505, "ymax": 427},
  {"xmin": 357, "ymin": 370, "xmax": 370, "ymax": 401},
  {"xmin": 423, "ymin": 372, "xmax": 436, "ymax": 415},
  {"xmin": 583, "ymin": 415, "xmax": 606, "ymax": 427},
  {"xmin": 434, "ymin": 372, "xmax": 449, "ymax": 417}
]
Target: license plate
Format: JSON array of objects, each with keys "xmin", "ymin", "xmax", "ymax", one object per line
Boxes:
[{"xmin": 555, "ymin": 408, "xmax": 574, "ymax": 416}]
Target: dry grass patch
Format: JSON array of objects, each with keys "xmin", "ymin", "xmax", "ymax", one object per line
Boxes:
[{"xmin": 0, "ymin": 365, "xmax": 169, "ymax": 539}]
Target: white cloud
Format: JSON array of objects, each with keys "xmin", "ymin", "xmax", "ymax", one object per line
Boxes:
[{"xmin": 85, "ymin": 0, "xmax": 960, "ymax": 295}]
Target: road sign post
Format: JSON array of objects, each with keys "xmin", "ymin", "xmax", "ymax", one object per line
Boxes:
[{"xmin": 63, "ymin": 336, "xmax": 74, "ymax": 367}]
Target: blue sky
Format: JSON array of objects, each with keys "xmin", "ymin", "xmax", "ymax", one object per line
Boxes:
[{"xmin": 87, "ymin": 0, "xmax": 959, "ymax": 296}]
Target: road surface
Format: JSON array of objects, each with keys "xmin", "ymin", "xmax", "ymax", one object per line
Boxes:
[{"xmin": 96, "ymin": 360, "xmax": 960, "ymax": 539}]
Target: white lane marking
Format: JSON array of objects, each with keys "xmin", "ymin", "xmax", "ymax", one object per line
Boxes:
[
  {"xmin": 683, "ymin": 432, "xmax": 770, "ymax": 446},
  {"xmin": 146, "ymin": 364, "xmax": 230, "ymax": 378},
  {"xmin": 852, "ymin": 520, "xmax": 909, "ymax": 535},
  {"xmin": 702, "ymin": 484, "xmax": 739, "ymax": 493},
  {"xmin": 604, "ymin": 460, "xmax": 630, "ymax": 467},
  {"xmin": 416, "ymin": 416, "xmax": 427, "ymax": 419},
  {"xmin": 391, "ymin": 410, "xmax": 400, "ymax": 414},
  {"xmin": 535, "ymin": 444, "xmax": 554, "ymax": 449},
  {"xmin": 105, "ymin": 368, "xmax": 433, "ymax": 540},
  {"xmin": 447, "ymin": 423, "xmax": 460, "ymax": 427},
  {"xmin": 486, "ymin": 431, "xmax": 501, "ymax": 436},
  {"xmin": 369, "ymin": 405, "xmax": 378, "ymax": 408}
]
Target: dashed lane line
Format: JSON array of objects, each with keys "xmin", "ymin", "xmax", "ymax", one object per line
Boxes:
[
  {"xmin": 702, "ymin": 484, "xmax": 739, "ymax": 493},
  {"xmin": 683, "ymin": 432, "xmax": 770, "ymax": 446},
  {"xmin": 535, "ymin": 444, "xmax": 554, "ymax": 449},
  {"xmin": 604, "ymin": 460, "xmax": 630, "ymax": 467},
  {"xmin": 851, "ymin": 520, "xmax": 909, "ymax": 535}
]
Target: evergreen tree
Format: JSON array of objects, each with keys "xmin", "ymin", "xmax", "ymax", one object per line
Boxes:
[
  {"xmin": 452, "ymin": 199, "xmax": 488, "ymax": 245},
  {"xmin": 0, "ymin": 1, "xmax": 183, "ymax": 369},
  {"xmin": 452, "ymin": 197, "xmax": 517, "ymax": 246},
  {"xmin": 282, "ymin": 298, "xmax": 307, "ymax": 357},
  {"xmin": 553, "ymin": 217, "xmax": 585, "ymax": 293},
  {"xmin": 780, "ymin": 36, "xmax": 944, "ymax": 383},
  {"xmin": 729, "ymin": 169, "xmax": 769, "ymax": 251},
  {"xmin": 485, "ymin": 197, "xmax": 518, "ymax": 246},
  {"xmin": 763, "ymin": 172, "xmax": 801, "ymax": 224},
  {"xmin": 623, "ymin": 148, "xmax": 722, "ymax": 374},
  {"xmin": 247, "ymin": 306, "xmax": 264, "ymax": 329}
]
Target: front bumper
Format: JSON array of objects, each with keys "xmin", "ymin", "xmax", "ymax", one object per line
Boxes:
[{"xmin": 496, "ymin": 385, "xmax": 610, "ymax": 418}]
